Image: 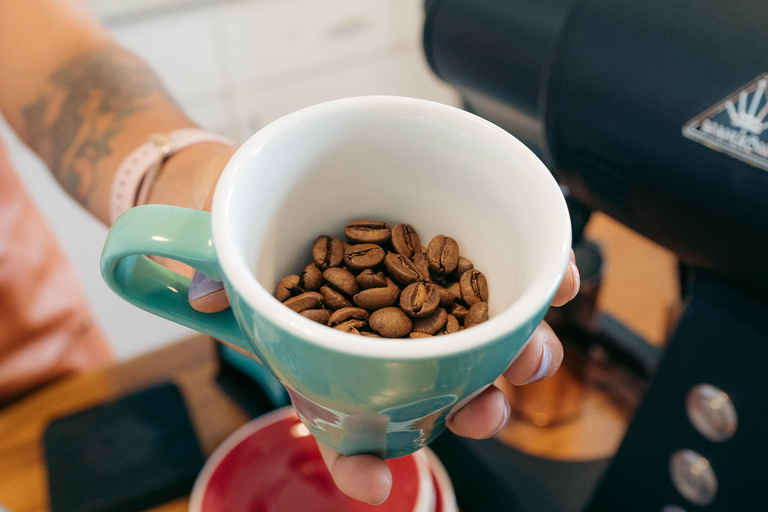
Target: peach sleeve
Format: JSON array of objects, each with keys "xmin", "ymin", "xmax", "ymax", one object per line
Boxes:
[{"xmin": 0, "ymin": 139, "xmax": 112, "ymax": 402}]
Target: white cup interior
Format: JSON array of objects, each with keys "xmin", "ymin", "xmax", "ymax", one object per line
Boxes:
[{"xmin": 212, "ymin": 96, "xmax": 571, "ymax": 359}]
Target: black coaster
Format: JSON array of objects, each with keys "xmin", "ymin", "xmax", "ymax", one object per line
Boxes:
[{"xmin": 44, "ymin": 382, "xmax": 204, "ymax": 512}]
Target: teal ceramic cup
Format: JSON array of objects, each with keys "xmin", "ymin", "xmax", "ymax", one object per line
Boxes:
[{"xmin": 101, "ymin": 96, "xmax": 571, "ymax": 459}]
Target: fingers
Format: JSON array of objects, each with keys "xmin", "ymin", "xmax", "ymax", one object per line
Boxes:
[
  {"xmin": 197, "ymin": 145, "xmax": 237, "ymax": 211},
  {"xmin": 149, "ymin": 255, "xmax": 195, "ymax": 278},
  {"xmin": 202, "ymin": 186, "xmax": 215, "ymax": 212},
  {"xmin": 551, "ymin": 250, "xmax": 580, "ymax": 307},
  {"xmin": 188, "ymin": 270, "xmax": 230, "ymax": 313},
  {"xmin": 316, "ymin": 441, "xmax": 393, "ymax": 505},
  {"xmin": 503, "ymin": 321, "xmax": 564, "ymax": 385},
  {"xmin": 446, "ymin": 385, "xmax": 509, "ymax": 439},
  {"xmin": 188, "ymin": 184, "xmax": 230, "ymax": 313}
]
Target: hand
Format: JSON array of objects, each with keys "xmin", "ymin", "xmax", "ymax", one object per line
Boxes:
[
  {"xmin": 154, "ymin": 145, "xmax": 581, "ymax": 504},
  {"xmin": 146, "ymin": 141, "xmax": 236, "ymax": 312},
  {"xmin": 315, "ymin": 254, "xmax": 580, "ymax": 504}
]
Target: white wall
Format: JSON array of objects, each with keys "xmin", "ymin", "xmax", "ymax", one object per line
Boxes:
[{"xmin": 1, "ymin": 0, "xmax": 459, "ymax": 360}]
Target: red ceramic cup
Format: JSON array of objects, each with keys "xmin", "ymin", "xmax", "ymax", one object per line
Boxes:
[{"xmin": 189, "ymin": 407, "xmax": 442, "ymax": 512}]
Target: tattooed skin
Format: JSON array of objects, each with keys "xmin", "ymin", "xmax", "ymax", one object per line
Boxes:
[{"xmin": 22, "ymin": 47, "xmax": 170, "ymax": 207}]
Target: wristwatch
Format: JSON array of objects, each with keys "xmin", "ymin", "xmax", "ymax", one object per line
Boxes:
[{"xmin": 109, "ymin": 128, "xmax": 233, "ymax": 224}]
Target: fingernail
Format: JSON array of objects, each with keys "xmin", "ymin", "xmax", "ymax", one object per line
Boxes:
[
  {"xmin": 525, "ymin": 344, "xmax": 552, "ymax": 384},
  {"xmin": 489, "ymin": 400, "xmax": 510, "ymax": 437},
  {"xmin": 569, "ymin": 261, "xmax": 581, "ymax": 299},
  {"xmin": 369, "ymin": 494, "xmax": 389, "ymax": 506},
  {"xmin": 189, "ymin": 270, "xmax": 225, "ymax": 300}
]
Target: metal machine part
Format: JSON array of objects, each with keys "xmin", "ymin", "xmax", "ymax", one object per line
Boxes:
[
  {"xmin": 588, "ymin": 278, "xmax": 768, "ymax": 511},
  {"xmin": 425, "ymin": 0, "xmax": 768, "ymax": 303},
  {"xmin": 685, "ymin": 384, "xmax": 738, "ymax": 443},
  {"xmin": 424, "ymin": 1, "xmax": 768, "ymax": 511},
  {"xmin": 669, "ymin": 450, "xmax": 718, "ymax": 506}
]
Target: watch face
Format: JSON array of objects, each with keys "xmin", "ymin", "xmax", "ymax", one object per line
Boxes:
[{"xmin": 686, "ymin": 384, "xmax": 737, "ymax": 442}]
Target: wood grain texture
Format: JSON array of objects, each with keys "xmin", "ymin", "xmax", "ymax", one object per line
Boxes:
[
  {"xmin": 497, "ymin": 213, "xmax": 680, "ymax": 460},
  {"xmin": 0, "ymin": 335, "xmax": 250, "ymax": 512},
  {"xmin": 585, "ymin": 212, "xmax": 680, "ymax": 346}
]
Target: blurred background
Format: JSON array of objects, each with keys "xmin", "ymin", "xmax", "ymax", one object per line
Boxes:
[
  {"xmin": 0, "ymin": 0, "xmax": 460, "ymax": 359},
  {"xmin": 6, "ymin": 1, "xmax": 766, "ymax": 510},
  {"xmin": 0, "ymin": 0, "xmax": 679, "ymax": 365}
]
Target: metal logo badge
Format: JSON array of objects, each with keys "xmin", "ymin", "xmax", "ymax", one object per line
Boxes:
[{"xmin": 683, "ymin": 73, "xmax": 768, "ymax": 172}]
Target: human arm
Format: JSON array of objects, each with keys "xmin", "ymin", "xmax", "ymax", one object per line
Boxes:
[{"xmin": 0, "ymin": 0, "xmax": 234, "ymax": 225}]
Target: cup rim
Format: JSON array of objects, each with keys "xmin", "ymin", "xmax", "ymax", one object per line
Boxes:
[
  {"xmin": 212, "ymin": 95, "xmax": 571, "ymax": 360},
  {"xmin": 425, "ymin": 448, "xmax": 459, "ymax": 512}
]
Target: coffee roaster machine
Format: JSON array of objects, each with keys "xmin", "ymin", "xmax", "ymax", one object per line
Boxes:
[{"xmin": 419, "ymin": 0, "xmax": 768, "ymax": 510}]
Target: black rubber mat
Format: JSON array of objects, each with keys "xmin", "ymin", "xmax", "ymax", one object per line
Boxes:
[{"xmin": 44, "ymin": 382, "xmax": 204, "ymax": 512}]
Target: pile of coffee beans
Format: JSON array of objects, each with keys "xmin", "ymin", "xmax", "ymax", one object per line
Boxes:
[{"xmin": 274, "ymin": 221, "xmax": 489, "ymax": 338}]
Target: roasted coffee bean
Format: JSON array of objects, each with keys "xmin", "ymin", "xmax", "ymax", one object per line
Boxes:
[
  {"xmin": 353, "ymin": 278, "xmax": 400, "ymax": 310},
  {"xmin": 412, "ymin": 253, "xmax": 431, "ymax": 282},
  {"xmin": 344, "ymin": 243, "xmax": 386, "ymax": 272},
  {"xmin": 446, "ymin": 282, "xmax": 463, "ymax": 303},
  {"xmin": 334, "ymin": 323, "xmax": 360, "ymax": 335},
  {"xmin": 426, "ymin": 235, "xmax": 459, "ymax": 275},
  {"xmin": 391, "ymin": 224, "xmax": 421, "ymax": 258},
  {"xmin": 464, "ymin": 302, "xmax": 489, "ymax": 328},
  {"xmin": 384, "ymin": 253, "xmax": 420, "ymax": 285},
  {"xmin": 277, "ymin": 220, "xmax": 490, "ymax": 338},
  {"xmin": 449, "ymin": 303, "xmax": 469, "ymax": 322},
  {"xmin": 320, "ymin": 285, "xmax": 352, "ymax": 310},
  {"xmin": 369, "ymin": 307, "xmax": 413, "ymax": 338},
  {"xmin": 344, "ymin": 220, "xmax": 391, "ymax": 244},
  {"xmin": 412, "ymin": 307, "xmax": 448, "ymax": 335},
  {"xmin": 275, "ymin": 275, "xmax": 303, "ymax": 302},
  {"xmin": 400, "ymin": 282, "xmax": 441, "ymax": 318},
  {"xmin": 312, "ymin": 236, "xmax": 344, "ymax": 270},
  {"xmin": 356, "ymin": 269, "xmax": 387, "ymax": 290},
  {"xmin": 300, "ymin": 263, "xmax": 323, "ymax": 292},
  {"xmin": 283, "ymin": 291, "xmax": 323, "ymax": 313},
  {"xmin": 460, "ymin": 270, "xmax": 489, "ymax": 305},
  {"xmin": 328, "ymin": 307, "xmax": 370, "ymax": 330},
  {"xmin": 457, "ymin": 257, "xmax": 474, "ymax": 276},
  {"xmin": 323, "ymin": 267, "xmax": 359, "ymax": 297},
  {"xmin": 444, "ymin": 314, "xmax": 460, "ymax": 334},
  {"xmin": 300, "ymin": 309, "xmax": 332, "ymax": 324},
  {"xmin": 435, "ymin": 285, "xmax": 455, "ymax": 308}
]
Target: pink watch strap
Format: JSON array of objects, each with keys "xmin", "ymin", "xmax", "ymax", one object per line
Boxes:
[{"xmin": 109, "ymin": 128, "xmax": 233, "ymax": 224}]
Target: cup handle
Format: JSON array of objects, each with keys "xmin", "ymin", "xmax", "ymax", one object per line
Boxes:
[{"xmin": 100, "ymin": 205, "xmax": 252, "ymax": 354}]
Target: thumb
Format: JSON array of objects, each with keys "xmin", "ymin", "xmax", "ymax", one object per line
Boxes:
[
  {"xmin": 188, "ymin": 270, "xmax": 229, "ymax": 313},
  {"xmin": 188, "ymin": 148, "xmax": 235, "ymax": 313}
]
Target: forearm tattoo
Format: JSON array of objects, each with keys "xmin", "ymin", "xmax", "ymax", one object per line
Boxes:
[{"xmin": 21, "ymin": 46, "xmax": 171, "ymax": 207}]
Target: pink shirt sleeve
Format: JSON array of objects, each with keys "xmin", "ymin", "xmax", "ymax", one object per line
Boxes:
[{"xmin": 0, "ymin": 138, "xmax": 113, "ymax": 402}]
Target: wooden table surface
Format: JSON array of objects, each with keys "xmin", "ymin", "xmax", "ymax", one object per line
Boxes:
[
  {"xmin": 0, "ymin": 213, "xmax": 679, "ymax": 511},
  {"xmin": 0, "ymin": 335, "xmax": 250, "ymax": 512}
]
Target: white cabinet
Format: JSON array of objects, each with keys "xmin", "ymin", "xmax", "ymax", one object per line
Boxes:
[
  {"xmin": 105, "ymin": 0, "xmax": 457, "ymax": 142},
  {"xmin": 236, "ymin": 49, "xmax": 459, "ymax": 137},
  {"xmin": 110, "ymin": 7, "xmax": 223, "ymax": 104},
  {"xmin": 219, "ymin": 0, "xmax": 405, "ymax": 88},
  {"xmin": 216, "ymin": 0, "xmax": 458, "ymax": 140}
]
